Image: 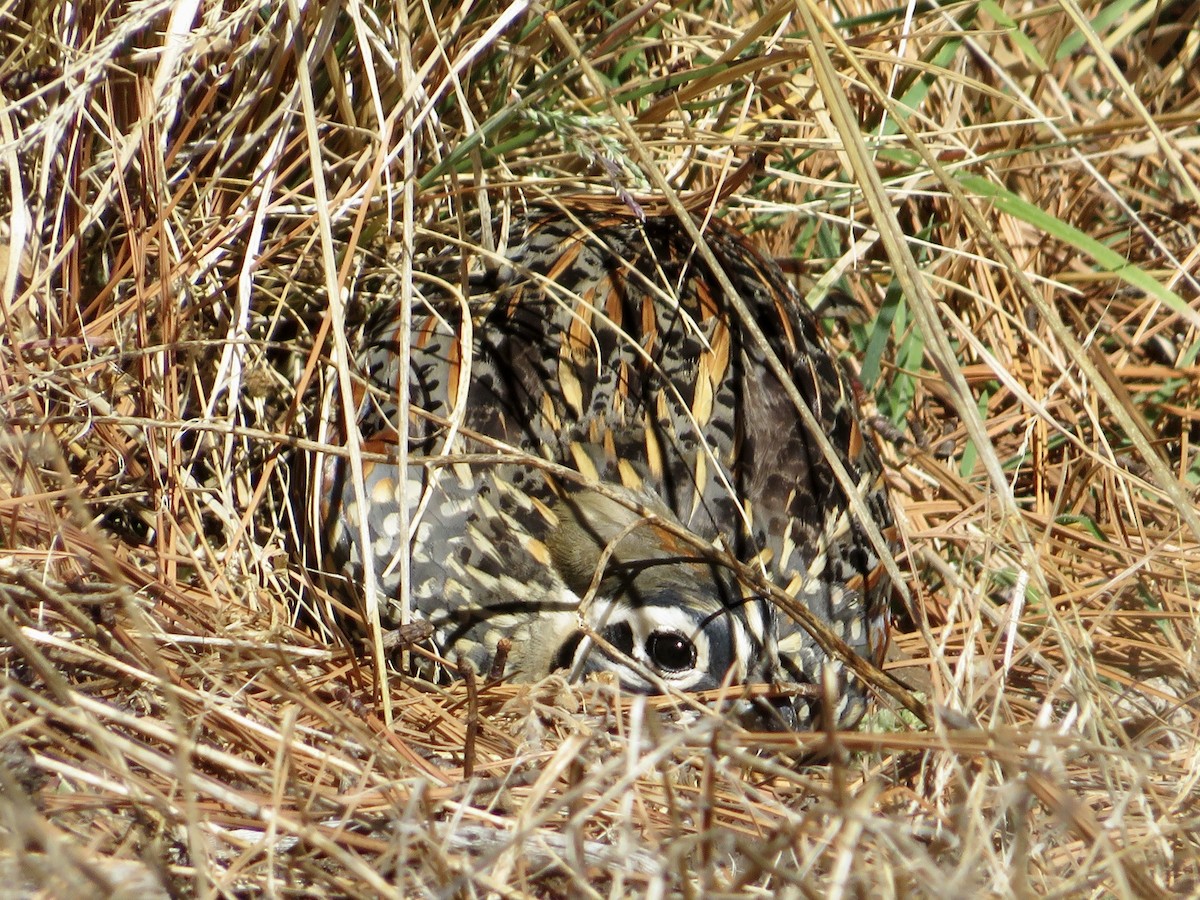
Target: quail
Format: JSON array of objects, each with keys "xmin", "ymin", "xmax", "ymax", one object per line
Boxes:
[{"xmin": 322, "ymin": 210, "xmax": 894, "ymax": 730}]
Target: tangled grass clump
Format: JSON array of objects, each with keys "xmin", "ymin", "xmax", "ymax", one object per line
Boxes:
[{"xmin": 1, "ymin": 0, "xmax": 1198, "ymax": 895}]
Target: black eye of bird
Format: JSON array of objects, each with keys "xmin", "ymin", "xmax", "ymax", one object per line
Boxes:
[{"xmin": 645, "ymin": 630, "xmax": 697, "ymax": 672}]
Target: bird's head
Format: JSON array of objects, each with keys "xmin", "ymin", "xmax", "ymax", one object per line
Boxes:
[{"xmin": 545, "ymin": 488, "xmax": 801, "ymax": 728}]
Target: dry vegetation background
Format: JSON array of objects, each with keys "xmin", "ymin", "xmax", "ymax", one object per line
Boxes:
[{"xmin": 1, "ymin": 0, "xmax": 1198, "ymax": 896}]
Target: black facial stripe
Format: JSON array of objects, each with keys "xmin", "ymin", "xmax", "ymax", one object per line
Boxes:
[
  {"xmin": 553, "ymin": 632, "xmax": 584, "ymax": 672},
  {"xmin": 693, "ymin": 595, "xmax": 773, "ymax": 685},
  {"xmin": 602, "ymin": 620, "xmax": 635, "ymax": 656}
]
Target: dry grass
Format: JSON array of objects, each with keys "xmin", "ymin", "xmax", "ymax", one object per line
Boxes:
[{"xmin": 1, "ymin": 0, "xmax": 1198, "ymax": 896}]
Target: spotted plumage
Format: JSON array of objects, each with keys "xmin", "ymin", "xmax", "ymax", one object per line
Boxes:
[{"xmin": 322, "ymin": 210, "xmax": 893, "ymax": 729}]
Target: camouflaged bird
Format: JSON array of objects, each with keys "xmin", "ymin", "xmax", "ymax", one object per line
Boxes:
[{"xmin": 322, "ymin": 210, "xmax": 893, "ymax": 729}]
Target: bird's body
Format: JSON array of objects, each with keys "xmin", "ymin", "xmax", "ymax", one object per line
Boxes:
[{"xmin": 322, "ymin": 211, "xmax": 893, "ymax": 729}]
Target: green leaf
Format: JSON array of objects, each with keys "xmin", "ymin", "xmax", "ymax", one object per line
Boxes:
[
  {"xmin": 1054, "ymin": 0, "xmax": 1142, "ymax": 60},
  {"xmin": 957, "ymin": 174, "xmax": 1194, "ymax": 321}
]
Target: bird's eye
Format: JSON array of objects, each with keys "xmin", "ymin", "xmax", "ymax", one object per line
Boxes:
[{"xmin": 645, "ymin": 630, "xmax": 697, "ymax": 672}]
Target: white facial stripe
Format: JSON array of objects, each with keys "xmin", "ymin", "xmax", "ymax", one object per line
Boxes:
[{"xmin": 727, "ymin": 613, "xmax": 754, "ymax": 684}]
